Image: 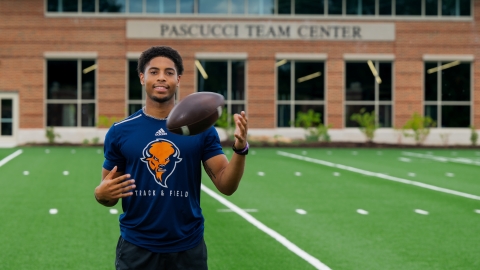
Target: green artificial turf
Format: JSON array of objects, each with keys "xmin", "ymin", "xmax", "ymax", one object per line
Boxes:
[{"xmin": 1, "ymin": 147, "xmax": 480, "ymax": 269}]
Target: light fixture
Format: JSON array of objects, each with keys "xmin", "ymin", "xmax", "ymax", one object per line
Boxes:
[
  {"xmin": 427, "ymin": 60, "xmax": 460, "ymax": 74},
  {"xmin": 82, "ymin": 64, "xmax": 97, "ymax": 74},
  {"xmin": 367, "ymin": 60, "xmax": 382, "ymax": 84},
  {"xmin": 297, "ymin": 72, "xmax": 321, "ymax": 83},
  {"xmin": 195, "ymin": 60, "xmax": 208, "ymax": 79},
  {"xmin": 275, "ymin": 59, "xmax": 287, "ymax": 67}
]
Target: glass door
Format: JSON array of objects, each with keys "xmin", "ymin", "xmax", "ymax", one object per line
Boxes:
[
  {"xmin": 1, "ymin": 98, "xmax": 13, "ymax": 136},
  {"xmin": 0, "ymin": 92, "xmax": 18, "ymax": 147}
]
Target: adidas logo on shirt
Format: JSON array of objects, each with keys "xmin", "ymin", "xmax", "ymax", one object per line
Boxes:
[{"xmin": 155, "ymin": 128, "xmax": 167, "ymax": 136}]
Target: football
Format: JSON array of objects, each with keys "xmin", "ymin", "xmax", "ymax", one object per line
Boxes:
[{"xmin": 166, "ymin": 92, "xmax": 225, "ymax": 136}]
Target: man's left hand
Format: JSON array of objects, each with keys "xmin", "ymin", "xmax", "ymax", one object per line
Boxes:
[{"xmin": 233, "ymin": 111, "xmax": 248, "ymax": 149}]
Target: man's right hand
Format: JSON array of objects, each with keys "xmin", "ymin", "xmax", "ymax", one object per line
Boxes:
[{"xmin": 94, "ymin": 166, "xmax": 136, "ymax": 207}]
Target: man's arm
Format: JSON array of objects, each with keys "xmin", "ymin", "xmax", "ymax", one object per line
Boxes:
[
  {"xmin": 203, "ymin": 153, "xmax": 245, "ymax": 196},
  {"xmin": 203, "ymin": 111, "xmax": 248, "ymax": 196},
  {"xmin": 94, "ymin": 166, "xmax": 136, "ymax": 207}
]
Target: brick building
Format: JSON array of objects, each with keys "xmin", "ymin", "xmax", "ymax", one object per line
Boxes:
[{"xmin": 0, "ymin": 0, "xmax": 478, "ymax": 147}]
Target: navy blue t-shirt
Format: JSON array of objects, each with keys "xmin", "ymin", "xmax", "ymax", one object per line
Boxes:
[{"xmin": 103, "ymin": 109, "xmax": 224, "ymax": 253}]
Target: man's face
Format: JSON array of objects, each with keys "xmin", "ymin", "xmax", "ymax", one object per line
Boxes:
[{"xmin": 140, "ymin": 56, "xmax": 181, "ymax": 104}]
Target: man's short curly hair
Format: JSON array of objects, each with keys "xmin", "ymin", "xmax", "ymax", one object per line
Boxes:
[{"xmin": 137, "ymin": 46, "xmax": 184, "ymax": 76}]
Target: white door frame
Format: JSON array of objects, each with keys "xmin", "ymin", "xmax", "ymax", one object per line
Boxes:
[{"xmin": 0, "ymin": 92, "xmax": 19, "ymax": 147}]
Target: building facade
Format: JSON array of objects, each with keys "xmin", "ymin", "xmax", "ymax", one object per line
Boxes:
[{"xmin": 0, "ymin": 0, "xmax": 478, "ymax": 147}]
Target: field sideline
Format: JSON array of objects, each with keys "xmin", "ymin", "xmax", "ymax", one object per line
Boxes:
[{"xmin": 1, "ymin": 147, "xmax": 480, "ymax": 269}]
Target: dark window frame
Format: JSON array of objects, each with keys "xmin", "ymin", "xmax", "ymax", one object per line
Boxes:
[
  {"xmin": 45, "ymin": 58, "xmax": 97, "ymax": 127},
  {"xmin": 424, "ymin": 60, "xmax": 472, "ymax": 128},
  {"xmin": 195, "ymin": 58, "xmax": 247, "ymax": 127},
  {"xmin": 344, "ymin": 60, "xmax": 394, "ymax": 128},
  {"xmin": 276, "ymin": 59, "xmax": 326, "ymax": 128}
]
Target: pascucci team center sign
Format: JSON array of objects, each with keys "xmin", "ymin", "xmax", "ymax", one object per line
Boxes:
[{"xmin": 127, "ymin": 20, "xmax": 395, "ymax": 41}]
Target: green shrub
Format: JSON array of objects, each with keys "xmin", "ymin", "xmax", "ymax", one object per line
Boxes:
[
  {"xmin": 91, "ymin": 137, "xmax": 100, "ymax": 145},
  {"xmin": 97, "ymin": 115, "xmax": 121, "ymax": 128},
  {"xmin": 402, "ymin": 112, "xmax": 436, "ymax": 145},
  {"xmin": 295, "ymin": 109, "xmax": 331, "ymax": 142},
  {"xmin": 45, "ymin": 126, "xmax": 60, "ymax": 144},
  {"xmin": 317, "ymin": 123, "xmax": 332, "ymax": 142},
  {"xmin": 470, "ymin": 126, "xmax": 478, "ymax": 146},
  {"xmin": 350, "ymin": 108, "xmax": 378, "ymax": 143},
  {"xmin": 215, "ymin": 108, "xmax": 235, "ymax": 141}
]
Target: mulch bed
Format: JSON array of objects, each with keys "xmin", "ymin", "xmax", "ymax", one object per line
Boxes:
[
  {"xmin": 22, "ymin": 141, "xmax": 480, "ymax": 149},
  {"xmin": 223, "ymin": 140, "xmax": 480, "ymax": 149}
]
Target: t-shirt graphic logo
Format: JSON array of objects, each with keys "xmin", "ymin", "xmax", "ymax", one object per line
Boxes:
[
  {"xmin": 155, "ymin": 128, "xmax": 167, "ymax": 136},
  {"xmin": 141, "ymin": 139, "xmax": 182, "ymax": 188}
]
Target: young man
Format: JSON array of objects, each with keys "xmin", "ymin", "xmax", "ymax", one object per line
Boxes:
[{"xmin": 94, "ymin": 46, "xmax": 248, "ymax": 269}]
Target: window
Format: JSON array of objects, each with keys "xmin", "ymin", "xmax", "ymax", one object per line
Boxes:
[
  {"xmin": 345, "ymin": 61, "xmax": 393, "ymax": 128},
  {"xmin": 1, "ymin": 99, "xmax": 13, "ymax": 136},
  {"xmin": 83, "ymin": 0, "xmax": 96, "ymax": 12},
  {"xmin": 47, "ymin": 0, "xmax": 78, "ymax": 12},
  {"xmin": 424, "ymin": 61, "xmax": 471, "ymax": 127},
  {"xmin": 47, "ymin": 0, "xmax": 126, "ymax": 12},
  {"xmin": 46, "ymin": 0, "xmax": 471, "ymax": 17},
  {"xmin": 99, "ymin": 0, "xmax": 126, "ymax": 12},
  {"xmin": 425, "ymin": 0, "xmax": 439, "ymax": 16},
  {"xmin": 248, "ymin": 0, "xmax": 274, "ymax": 15},
  {"xmin": 346, "ymin": 0, "xmax": 375, "ymax": 15},
  {"xmin": 129, "ymin": 0, "xmax": 144, "ymax": 13},
  {"xmin": 46, "ymin": 59, "xmax": 96, "ymax": 127},
  {"xmin": 199, "ymin": 0, "xmax": 228, "ymax": 14},
  {"xmin": 379, "ymin": 1, "xmax": 392, "ymax": 15},
  {"xmin": 180, "ymin": 0, "xmax": 195, "ymax": 13},
  {"xmin": 145, "ymin": 0, "xmax": 176, "ymax": 13},
  {"xmin": 396, "ymin": 0, "xmax": 421, "ymax": 15},
  {"xmin": 277, "ymin": 0, "xmax": 291, "ymax": 14},
  {"xmin": 442, "ymin": 0, "xmax": 471, "ymax": 16},
  {"xmin": 196, "ymin": 59, "xmax": 246, "ymax": 126},
  {"xmin": 295, "ymin": 0, "xmax": 324, "ymax": 15},
  {"xmin": 231, "ymin": 0, "xmax": 245, "ymax": 13},
  {"xmin": 328, "ymin": 0, "xmax": 342, "ymax": 14},
  {"xmin": 277, "ymin": 59, "xmax": 325, "ymax": 127},
  {"xmin": 128, "ymin": 60, "xmax": 144, "ymax": 115}
]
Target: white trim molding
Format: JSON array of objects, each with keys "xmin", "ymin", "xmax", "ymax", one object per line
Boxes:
[
  {"xmin": 275, "ymin": 53, "xmax": 328, "ymax": 60},
  {"xmin": 126, "ymin": 52, "xmax": 142, "ymax": 59},
  {"xmin": 423, "ymin": 54, "xmax": 474, "ymax": 61},
  {"xmin": 195, "ymin": 52, "xmax": 248, "ymax": 60},
  {"xmin": 43, "ymin": 52, "xmax": 98, "ymax": 59}
]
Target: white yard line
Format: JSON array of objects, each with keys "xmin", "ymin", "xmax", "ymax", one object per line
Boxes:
[
  {"xmin": 402, "ymin": 151, "xmax": 480, "ymax": 166},
  {"xmin": 201, "ymin": 184, "xmax": 331, "ymax": 270},
  {"xmin": 0, "ymin": 149, "xmax": 23, "ymax": 168},
  {"xmin": 277, "ymin": 151, "xmax": 480, "ymax": 201}
]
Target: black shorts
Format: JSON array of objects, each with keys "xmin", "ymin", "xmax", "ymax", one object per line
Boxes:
[{"xmin": 115, "ymin": 236, "xmax": 208, "ymax": 270}]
